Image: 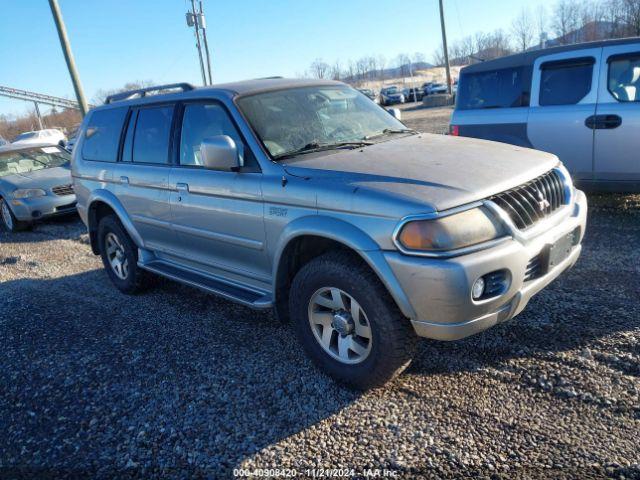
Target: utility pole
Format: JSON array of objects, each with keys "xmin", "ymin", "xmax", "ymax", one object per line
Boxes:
[
  {"xmin": 199, "ymin": 1, "xmax": 213, "ymax": 84},
  {"xmin": 438, "ymin": 0, "xmax": 453, "ymax": 95},
  {"xmin": 187, "ymin": 0, "xmax": 208, "ymax": 85},
  {"xmin": 48, "ymin": 0, "xmax": 88, "ymax": 116},
  {"xmin": 33, "ymin": 102, "xmax": 44, "ymax": 130}
]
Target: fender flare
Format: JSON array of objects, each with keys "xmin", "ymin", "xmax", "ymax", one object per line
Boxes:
[
  {"xmin": 272, "ymin": 215, "xmax": 417, "ymax": 320},
  {"xmin": 87, "ymin": 189, "xmax": 144, "ymax": 249}
]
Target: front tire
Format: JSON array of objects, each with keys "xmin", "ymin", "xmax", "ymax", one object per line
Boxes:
[
  {"xmin": 289, "ymin": 251, "xmax": 418, "ymax": 390},
  {"xmin": 0, "ymin": 197, "xmax": 29, "ymax": 232},
  {"xmin": 97, "ymin": 215, "xmax": 150, "ymax": 294}
]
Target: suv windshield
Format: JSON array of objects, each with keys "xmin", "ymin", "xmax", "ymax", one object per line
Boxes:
[
  {"xmin": 237, "ymin": 85, "xmax": 406, "ymax": 158},
  {"xmin": 0, "ymin": 146, "xmax": 70, "ymax": 178}
]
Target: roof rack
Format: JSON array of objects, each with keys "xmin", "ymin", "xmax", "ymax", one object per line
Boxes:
[{"xmin": 104, "ymin": 83, "xmax": 194, "ymax": 104}]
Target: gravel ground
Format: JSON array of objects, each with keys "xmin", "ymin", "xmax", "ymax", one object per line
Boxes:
[{"xmin": 1, "ymin": 107, "xmax": 639, "ymax": 478}]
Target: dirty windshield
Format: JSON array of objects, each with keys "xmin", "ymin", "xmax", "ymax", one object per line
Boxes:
[
  {"xmin": 237, "ymin": 85, "xmax": 407, "ymax": 158},
  {"xmin": 0, "ymin": 146, "xmax": 70, "ymax": 178}
]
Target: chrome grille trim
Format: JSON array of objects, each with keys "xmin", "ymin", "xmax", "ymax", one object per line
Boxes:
[
  {"xmin": 490, "ymin": 169, "xmax": 566, "ymax": 230},
  {"xmin": 52, "ymin": 184, "xmax": 74, "ymax": 196}
]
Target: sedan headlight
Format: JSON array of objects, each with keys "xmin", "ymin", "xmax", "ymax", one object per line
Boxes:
[
  {"xmin": 12, "ymin": 188, "xmax": 47, "ymax": 199},
  {"xmin": 396, "ymin": 207, "xmax": 506, "ymax": 253}
]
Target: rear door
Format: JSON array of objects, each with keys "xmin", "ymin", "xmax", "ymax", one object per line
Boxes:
[
  {"xmin": 115, "ymin": 104, "xmax": 177, "ymax": 252},
  {"xmin": 527, "ymin": 47, "xmax": 602, "ymax": 182},
  {"xmin": 593, "ymin": 43, "xmax": 640, "ymax": 183}
]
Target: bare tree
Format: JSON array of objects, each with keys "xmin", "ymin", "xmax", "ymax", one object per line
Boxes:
[
  {"xmin": 431, "ymin": 44, "xmax": 445, "ymax": 66},
  {"xmin": 309, "ymin": 58, "xmax": 331, "ymax": 79},
  {"xmin": 552, "ymin": 0, "xmax": 580, "ymax": 43},
  {"xmin": 622, "ymin": 0, "xmax": 640, "ymax": 35},
  {"xmin": 331, "ymin": 60, "xmax": 342, "ymax": 81},
  {"xmin": 512, "ymin": 7, "xmax": 536, "ymax": 51},
  {"xmin": 536, "ymin": 4, "xmax": 548, "ymax": 47}
]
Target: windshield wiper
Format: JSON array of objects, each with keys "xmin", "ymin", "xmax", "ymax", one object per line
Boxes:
[
  {"xmin": 363, "ymin": 128, "xmax": 418, "ymax": 140},
  {"xmin": 273, "ymin": 141, "xmax": 373, "ymax": 160}
]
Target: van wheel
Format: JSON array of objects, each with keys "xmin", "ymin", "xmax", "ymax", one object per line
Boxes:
[
  {"xmin": 97, "ymin": 215, "xmax": 150, "ymax": 294},
  {"xmin": 0, "ymin": 197, "xmax": 29, "ymax": 233},
  {"xmin": 289, "ymin": 251, "xmax": 418, "ymax": 390}
]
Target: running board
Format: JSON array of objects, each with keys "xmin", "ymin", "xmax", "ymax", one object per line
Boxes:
[{"xmin": 139, "ymin": 260, "xmax": 273, "ymax": 309}]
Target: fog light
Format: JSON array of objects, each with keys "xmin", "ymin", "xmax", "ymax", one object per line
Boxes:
[{"xmin": 472, "ymin": 277, "xmax": 485, "ymax": 300}]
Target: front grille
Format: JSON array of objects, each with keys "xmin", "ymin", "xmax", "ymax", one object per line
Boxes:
[
  {"xmin": 490, "ymin": 169, "xmax": 566, "ymax": 230},
  {"xmin": 524, "ymin": 253, "xmax": 543, "ymax": 282},
  {"xmin": 52, "ymin": 184, "xmax": 74, "ymax": 196}
]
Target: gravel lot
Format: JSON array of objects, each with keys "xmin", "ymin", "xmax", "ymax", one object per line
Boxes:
[{"xmin": 1, "ymin": 106, "xmax": 639, "ymax": 478}]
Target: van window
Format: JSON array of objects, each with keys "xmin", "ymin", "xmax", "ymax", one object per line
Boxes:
[
  {"xmin": 608, "ymin": 53, "xmax": 640, "ymax": 102},
  {"xmin": 81, "ymin": 108, "xmax": 127, "ymax": 162},
  {"xmin": 179, "ymin": 103, "xmax": 252, "ymax": 167},
  {"xmin": 132, "ymin": 106, "xmax": 174, "ymax": 164},
  {"xmin": 457, "ymin": 67, "xmax": 528, "ymax": 110},
  {"xmin": 539, "ymin": 57, "xmax": 594, "ymax": 106}
]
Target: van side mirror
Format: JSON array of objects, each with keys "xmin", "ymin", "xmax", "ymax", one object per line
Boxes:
[
  {"xmin": 386, "ymin": 108, "xmax": 402, "ymax": 121},
  {"xmin": 200, "ymin": 135, "xmax": 243, "ymax": 171}
]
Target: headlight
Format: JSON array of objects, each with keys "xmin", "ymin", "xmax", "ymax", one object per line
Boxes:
[
  {"xmin": 396, "ymin": 207, "xmax": 506, "ymax": 252},
  {"xmin": 12, "ymin": 188, "xmax": 47, "ymax": 199}
]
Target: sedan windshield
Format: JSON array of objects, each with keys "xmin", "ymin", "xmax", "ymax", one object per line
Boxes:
[
  {"xmin": 0, "ymin": 146, "xmax": 70, "ymax": 178},
  {"xmin": 237, "ymin": 85, "xmax": 407, "ymax": 158}
]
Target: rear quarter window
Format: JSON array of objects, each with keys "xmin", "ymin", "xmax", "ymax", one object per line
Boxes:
[
  {"xmin": 457, "ymin": 67, "xmax": 529, "ymax": 110},
  {"xmin": 81, "ymin": 108, "xmax": 128, "ymax": 162}
]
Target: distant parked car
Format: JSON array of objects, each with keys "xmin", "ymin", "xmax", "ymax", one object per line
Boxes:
[
  {"xmin": 405, "ymin": 87, "xmax": 424, "ymax": 102},
  {"xmin": 358, "ymin": 88, "xmax": 379, "ymax": 103},
  {"xmin": 12, "ymin": 129, "xmax": 67, "ymax": 147},
  {"xmin": 450, "ymin": 37, "xmax": 640, "ymax": 192},
  {"xmin": 380, "ymin": 86, "xmax": 405, "ymax": 105},
  {"xmin": 0, "ymin": 143, "xmax": 76, "ymax": 232}
]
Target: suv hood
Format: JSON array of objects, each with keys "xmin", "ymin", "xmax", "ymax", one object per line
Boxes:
[{"xmin": 282, "ymin": 133, "xmax": 559, "ymax": 213}]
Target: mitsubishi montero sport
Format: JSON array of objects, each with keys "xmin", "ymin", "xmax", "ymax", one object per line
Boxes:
[{"xmin": 72, "ymin": 79, "xmax": 587, "ymax": 389}]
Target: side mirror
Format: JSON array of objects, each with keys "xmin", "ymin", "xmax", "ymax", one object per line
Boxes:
[
  {"xmin": 387, "ymin": 108, "xmax": 402, "ymax": 121},
  {"xmin": 200, "ymin": 135, "xmax": 243, "ymax": 171}
]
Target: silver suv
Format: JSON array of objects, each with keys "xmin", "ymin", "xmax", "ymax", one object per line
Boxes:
[{"xmin": 72, "ymin": 79, "xmax": 587, "ymax": 389}]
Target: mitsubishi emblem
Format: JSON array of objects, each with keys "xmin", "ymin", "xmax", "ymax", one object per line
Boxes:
[{"xmin": 536, "ymin": 190, "xmax": 550, "ymax": 211}]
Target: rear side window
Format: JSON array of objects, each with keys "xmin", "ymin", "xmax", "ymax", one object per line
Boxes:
[
  {"xmin": 608, "ymin": 53, "xmax": 640, "ymax": 102},
  {"xmin": 132, "ymin": 106, "xmax": 174, "ymax": 164},
  {"xmin": 539, "ymin": 57, "xmax": 594, "ymax": 106},
  {"xmin": 457, "ymin": 67, "xmax": 528, "ymax": 110},
  {"xmin": 82, "ymin": 108, "xmax": 127, "ymax": 162}
]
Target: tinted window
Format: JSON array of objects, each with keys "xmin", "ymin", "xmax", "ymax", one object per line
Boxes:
[
  {"xmin": 608, "ymin": 53, "xmax": 640, "ymax": 102},
  {"xmin": 180, "ymin": 103, "xmax": 249, "ymax": 167},
  {"xmin": 82, "ymin": 108, "xmax": 127, "ymax": 161},
  {"xmin": 132, "ymin": 106, "xmax": 173, "ymax": 164},
  {"xmin": 539, "ymin": 58, "xmax": 594, "ymax": 106},
  {"xmin": 457, "ymin": 67, "xmax": 527, "ymax": 110}
]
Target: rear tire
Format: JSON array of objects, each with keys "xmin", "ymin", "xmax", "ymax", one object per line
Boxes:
[
  {"xmin": 97, "ymin": 215, "xmax": 151, "ymax": 294},
  {"xmin": 289, "ymin": 251, "xmax": 418, "ymax": 390},
  {"xmin": 0, "ymin": 197, "xmax": 30, "ymax": 233}
]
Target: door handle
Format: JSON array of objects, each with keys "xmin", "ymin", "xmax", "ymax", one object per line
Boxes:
[
  {"xmin": 120, "ymin": 176, "xmax": 129, "ymax": 185},
  {"xmin": 585, "ymin": 114, "xmax": 622, "ymax": 129},
  {"xmin": 176, "ymin": 183, "xmax": 189, "ymax": 193}
]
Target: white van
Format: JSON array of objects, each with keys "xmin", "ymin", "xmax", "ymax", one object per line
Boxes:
[{"xmin": 450, "ymin": 38, "xmax": 640, "ymax": 192}]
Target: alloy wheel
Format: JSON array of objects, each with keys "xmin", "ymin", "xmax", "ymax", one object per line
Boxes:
[
  {"xmin": 105, "ymin": 232, "xmax": 129, "ymax": 280},
  {"xmin": 1, "ymin": 199, "xmax": 13, "ymax": 231},
  {"xmin": 307, "ymin": 287, "xmax": 373, "ymax": 364}
]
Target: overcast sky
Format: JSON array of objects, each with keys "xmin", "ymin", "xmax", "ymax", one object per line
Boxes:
[{"xmin": 0, "ymin": 0, "xmax": 554, "ymax": 116}]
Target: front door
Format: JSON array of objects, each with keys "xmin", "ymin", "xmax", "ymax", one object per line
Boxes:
[
  {"xmin": 168, "ymin": 101, "xmax": 269, "ymax": 287},
  {"xmin": 593, "ymin": 44, "xmax": 640, "ymax": 183},
  {"xmin": 527, "ymin": 47, "xmax": 602, "ymax": 183}
]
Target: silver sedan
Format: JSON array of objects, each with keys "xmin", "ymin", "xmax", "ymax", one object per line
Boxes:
[{"xmin": 0, "ymin": 143, "xmax": 77, "ymax": 232}]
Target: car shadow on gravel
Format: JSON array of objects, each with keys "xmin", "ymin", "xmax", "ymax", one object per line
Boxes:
[{"xmin": 0, "ymin": 269, "xmax": 362, "ymax": 477}]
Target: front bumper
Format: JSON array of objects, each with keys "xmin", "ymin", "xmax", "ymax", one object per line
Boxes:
[
  {"xmin": 9, "ymin": 194, "xmax": 77, "ymax": 221},
  {"xmin": 385, "ymin": 190, "xmax": 588, "ymax": 340}
]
